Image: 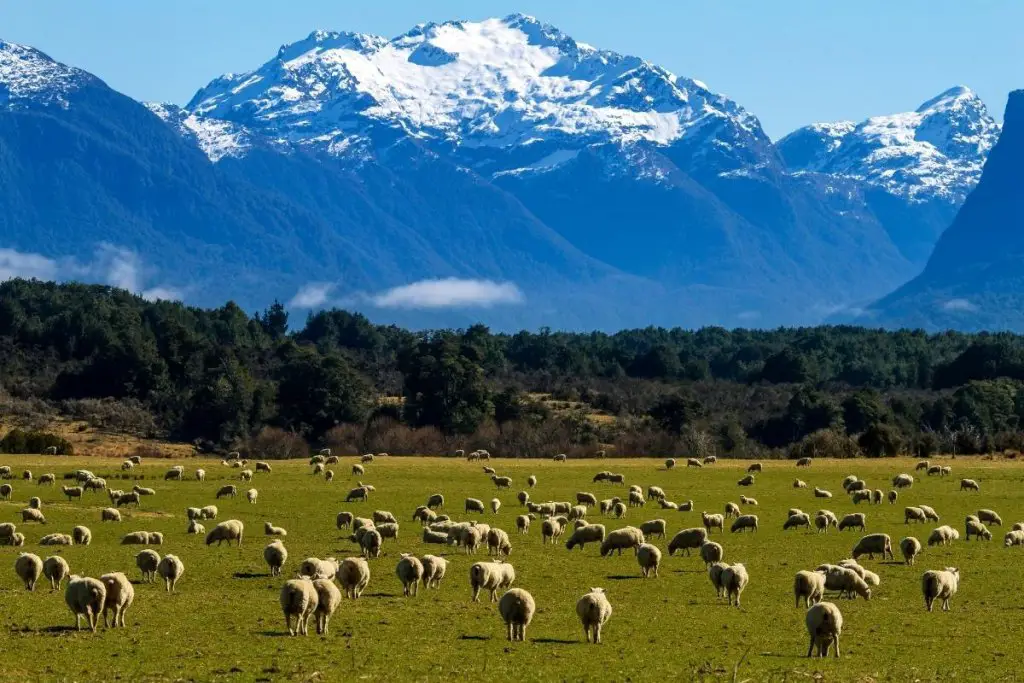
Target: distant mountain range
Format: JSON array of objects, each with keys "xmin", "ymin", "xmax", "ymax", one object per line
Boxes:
[{"xmin": 0, "ymin": 16, "xmax": 1009, "ymax": 330}]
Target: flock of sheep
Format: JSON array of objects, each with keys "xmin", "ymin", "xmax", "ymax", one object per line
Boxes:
[{"xmin": 0, "ymin": 449, "xmax": 1006, "ymax": 659}]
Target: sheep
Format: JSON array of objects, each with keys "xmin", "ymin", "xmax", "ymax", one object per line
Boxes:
[
  {"xmin": 263, "ymin": 540, "xmax": 288, "ymax": 576},
  {"xmin": 25, "ymin": 496, "xmax": 40, "ymax": 510},
  {"xmin": 7, "ymin": 532, "xmax": 25, "ymax": 546},
  {"xmin": 186, "ymin": 507, "xmax": 203, "ymax": 521},
  {"xmin": 261, "ymin": 521, "xmax": 287, "ymax": 538},
  {"xmin": 72, "ymin": 525, "xmax": 92, "ymax": 545},
  {"xmin": 38, "ymin": 473, "xmax": 55, "ymax": 485},
  {"xmin": 901, "ymin": 536, "xmax": 923, "ymax": 564},
  {"xmin": 15, "ymin": 552, "xmax": 43, "ymax": 590},
  {"xmin": 487, "ymin": 528, "xmax": 513, "ymax": 556},
  {"xmin": 851, "ymin": 533, "xmax": 894, "ymax": 560},
  {"xmin": 20, "ymin": 508, "xmax": 44, "ymax": 524},
  {"xmin": 298, "ymin": 557, "xmax": 339, "ymax": 581},
  {"xmin": 796, "ymin": 457, "xmax": 812, "ymax": 467},
  {"xmin": 489, "ymin": 498, "xmax": 502, "ymax": 515},
  {"xmin": 1015, "ymin": 522, "xmax": 1024, "ymax": 532},
  {"xmin": 818, "ymin": 565, "xmax": 871, "ymax": 600},
  {"xmin": 498, "ymin": 588, "xmax": 536, "ymax": 642},
  {"xmin": 130, "ymin": 455, "xmax": 142, "ymax": 465},
  {"xmin": 336, "ymin": 511, "xmax": 354, "ymax": 530},
  {"xmin": 216, "ymin": 485, "xmax": 237, "ymax": 499},
  {"xmin": 841, "ymin": 475, "xmax": 858, "ymax": 490},
  {"xmin": 121, "ymin": 531, "xmax": 150, "ymax": 546},
  {"xmin": 360, "ymin": 528, "xmax": 383, "ymax": 558},
  {"xmin": 704, "ymin": 455, "xmax": 717, "ymax": 464},
  {"xmin": 200, "ymin": 505, "xmax": 218, "ymax": 520},
  {"xmin": 577, "ymin": 492, "xmax": 598, "ymax": 508},
  {"xmin": 660, "ymin": 500, "xmax": 679, "ymax": 510},
  {"xmin": 927, "ymin": 465, "xmax": 942, "ymax": 476},
  {"xmin": 396, "ymin": 554, "xmax": 425, "ymax": 597},
  {"xmin": 731, "ymin": 514, "xmax": 759, "ymax": 533},
  {"xmin": 516, "ymin": 515, "xmax": 531, "ymax": 535},
  {"xmin": 65, "ymin": 575, "xmax": 107, "ymax": 632},
  {"xmin": 941, "ymin": 466, "xmax": 952, "ymax": 476},
  {"xmin": 846, "ymin": 480, "xmax": 867, "ymax": 493},
  {"xmin": 838, "ymin": 513, "xmax": 866, "ymax": 532},
  {"xmin": 575, "ymin": 587, "xmax": 613, "ymax": 644},
  {"xmin": 133, "ymin": 550, "xmax": 159, "ymax": 583},
  {"xmin": 905, "ymin": 507, "xmax": 928, "ymax": 524},
  {"xmin": 100, "ymin": 572, "xmax": 134, "ymax": 628},
  {"xmin": 280, "ymin": 579, "xmax": 319, "ymax": 636},
  {"xmin": 492, "ymin": 475, "xmax": 512, "ymax": 489},
  {"xmin": 165, "ymin": 468, "xmax": 183, "ymax": 481},
  {"xmin": 483, "ymin": 466, "xmax": 496, "ymax": 475},
  {"xmin": 647, "ymin": 486, "xmax": 666, "ymax": 502},
  {"xmin": 851, "ymin": 490, "xmax": 872, "ymax": 505},
  {"xmin": 806, "ymin": 602, "xmax": 843, "ymax": 658},
  {"xmin": 722, "ymin": 564, "xmax": 749, "ymax": 607},
  {"xmin": 470, "ymin": 560, "xmax": 516, "ymax": 602},
  {"xmin": 83, "ymin": 477, "xmax": 106, "ymax": 494},
  {"xmin": 423, "ymin": 529, "xmax": 448, "ymax": 545},
  {"xmin": 708, "ymin": 561, "xmax": 729, "ymax": 597},
  {"xmin": 339, "ymin": 557, "xmax": 371, "ymax": 599},
  {"xmin": 794, "ymin": 570, "xmax": 826, "ymax": 608},
  {"xmin": 665, "ymin": 458, "xmax": 676, "ymax": 470},
  {"xmin": 919, "ymin": 505, "xmax": 940, "ymax": 522},
  {"xmin": 694, "ymin": 542, "xmax": 722, "ymax": 568},
  {"xmin": 814, "ymin": 513, "xmax": 834, "ymax": 534},
  {"xmin": 593, "ymin": 471, "xmax": 611, "ymax": 483},
  {"xmin": 565, "ymin": 523, "xmax": 606, "ymax": 550},
  {"xmin": 784, "ymin": 513, "xmax": 811, "ymax": 531},
  {"xmin": 313, "ymin": 464, "xmax": 325, "ymax": 476},
  {"xmin": 427, "ymin": 493, "xmax": 444, "ymax": 509},
  {"xmin": 116, "ymin": 492, "xmax": 140, "ymax": 508},
  {"xmin": 794, "ymin": 479, "xmax": 808, "ymax": 489},
  {"xmin": 195, "ymin": 468, "xmax": 205, "ymax": 481},
  {"xmin": 0, "ymin": 522, "xmax": 15, "ymax": 540},
  {"xmin": 600, "ymin": 527, "xmax": 645, "ymax": 557},
  {"xmin": 636, "ymin": 543, "xmax": 662, "ymax": 578},
  {"xmin": 205, "ymin": 520, "xmax": 244, "ymax": 547},
  {"xmin": 465, "ymin": 498, "xmax": 485, "ymax": 514},
  {"xmin": 607, "ymin": 473, "xmax": 626, "ymax": 484},
  {"xmin": 725, "ymin": 502, "xmax": 741, "ymax": 518},
  {"xmin": 121, "ymin": 461, "xmax": 134, "ymax": 471},
  {"xmin": 747, "ymin": 463, "xmax": 762, "ymax": 473},
  {"xmin": 965, "ymin": 517, "xmax": 992, "ymax": 541},
  {"xmin": 922, "ymin": 567, "xmax": 960, "ymax": 612},
  {"xmin": 814, "ymin": 487, "xmax": 833, "ymax": 499},
  {"xmin": 541, "ymin": 517, "xmax": 565, "ymax": 545},
  {"xmin": 888, "ymin": 490, "xmax": 898, "ymax": 504},
  {"xmin": 40, "ymin": 533, "xmax": 74, "ymax": 546},
  {"xmin": 959, "ymin": 478, "xmax": 979, "ymax": 492},
  {"xmin": 420, "ymin": 554, "xmax": 447, "ymax": 589},
  {"xmin": 737, "ymin": 475, "xmax": 755, "ymax": 487},
  {"xmin": 132, "ymin": 485, "xmax": 155, "ymax": 496},
  {"xmin": 978, "ymin": 509, "xmax": 1003, "ymax": 526},
  {"xmin": 639, "ymin": 518, "xmax": 667, "ymax": 539},
  {"xmin": 246, "ymin": 488, "xmax": 258, "ymax": 504},
  {"xmin": 63, "ymin": 486, "xmax": 83, "ymax": 502},
  {"xmin": 702, "ymin": 511, "xmax": 725, "ymax": 534},
  {"xmin": 687, "ymin": 458, "xmax": 702, "ymax": 468},
  {"xmin": 553, "ymin": 454, "xmax": 567, "ymax": 462},
  {"xmin": 892, "ymin": 473, "xmax": 914, "ymax": 489},
  {"xmin": 611, "ymin": 501, "xmax": 627, "ymax": 518},
  {"xmin": 515, "ymin": 491, "xmax": 530, "ymax": 508},
  {"xmin": 668, "ymin": 527, "xmax": 708, "ymax": 556},
  {"xmin": 44, "ymin": 555, "xmax": 71, "ymax": 590},
  {"xmin": 1005, "ymin": 530, "xmax": 1024, "ymax": 547},
  {"xmin": 739, "ymin": 495, "xmax": 758, "ymax": 506},
  {"xmin": 928, "ymin": 525, "xmax": 959, "ymax": 547}
]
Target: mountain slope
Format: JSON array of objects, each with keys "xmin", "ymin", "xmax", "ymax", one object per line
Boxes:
[{"xmin": 862, "ymin": 90, "xmax": 1024, "ymax": 331}]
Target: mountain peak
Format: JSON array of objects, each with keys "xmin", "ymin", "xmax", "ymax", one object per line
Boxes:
[
  {"xmin": 0, "ymin": 39, "xmax": 90, "ymax": 107},
  {"xmin": 916, "ymin": 85, "xmax": 977, "ymax": 113}
]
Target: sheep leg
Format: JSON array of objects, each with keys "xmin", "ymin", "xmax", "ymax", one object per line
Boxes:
[
  {"xmin": 506, "ymin": 623, "xmax": 514, "ymax": 641},
  {"xmin": 833, "ymin": 634, "xmax": 840, "ymax": 658},
  {"xmin": 594, "ymin": 623, "xmax": 602, "ymax": 644},
  {"xmin": 807, "ymin": 636, "xmax": 815, "ymax": 658}
]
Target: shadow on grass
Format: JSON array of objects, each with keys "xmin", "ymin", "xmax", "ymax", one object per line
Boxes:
[
  {"xmin": 256, "ymin": 630, "xmax": 291, "ymax": 637},
  {"xmin": 363, "ymin": 592, "xmax": 398, "ymax": 598},
  {"xmin": 234, "ymin": 572, "xmax": 270, "ymax": 579},
  {"xmin": 606, "ymin": 575, "xmax": 643, "ymax": 580},
  {"xmin": 41, "ymin": 625, "xmax": 77, "ymax": 633},
  {"xmin": 459, "ymin": 635, "xmax": 490, "ymax": 641},
  {"xmin": 532, "ymin": 638, "xmax": 580, "ymax": 645}
]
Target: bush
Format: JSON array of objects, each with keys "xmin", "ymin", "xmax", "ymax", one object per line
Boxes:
[
  {"xmin": 788, "ymin": 429, "xmax": 860, "ymax": 460},
  {"xmin": 246, "ymin": 427, "xmax": 308, "ymax": 460},
  {"xmin": 0, "ymin": 428, "xmax": 73, "ymax": 455},
  {"xmin": 61, "ymin": 398, "xmax": 158, "ymax": 437}
]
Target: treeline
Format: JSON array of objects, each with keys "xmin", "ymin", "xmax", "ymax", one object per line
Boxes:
[{"xmin": 2, "ymin": 278, "xmax": 1024, "ymax": 458}]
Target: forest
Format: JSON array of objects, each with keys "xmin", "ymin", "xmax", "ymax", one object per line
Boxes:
[{"xmin": 2, "ymin": 278, "xmax": 1024, "ymax": 459}]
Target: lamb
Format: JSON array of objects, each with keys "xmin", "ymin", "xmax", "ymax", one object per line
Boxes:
[
  {"xmin": 965, "ymin": 517, "xmax": 992, "ymax": 541},
  {"xmin": 420, "ymin": 554, "xmax": 447, "ymax": 589},
  {"xmin": 665, "ymin": 458, "xmax": 676, "ymax": 470},
  {"xmin": 636, "ymin": 543, "xmax": 662, "ymax": 578},
  {"xmin": 465, "ymin": 498, "xmax": 485, "ymax": 514},
  {"xmin": 731, "ymin": 514, "xmax": 759, "ymax": 533},
  {"xmin": 43, "ymin": 555, "xmax": 71, "ymax": 590},
  {"xmin": 486, "ymin": 528, "xmax": 512, "ymax": 556},
  {"xmin": 687, "ymin": 458, "xmax": 702, "ymax": 468},
  {"xmin": 200, "ymin": 505, "xmax": 218, "ymax": 520},
  {"xmin": 264, "ymin": 540, "xmax": 288, "ymax": 576},
  {"xmin": 739, "ymin": 495, "xmax": 758, "ymax": 506},
  {"xmin": 100, "ymin": 572, "xmax": 134, "ymax": 628},
  {"xmin": 806, "ymin": 602, "xmax": 843, "ymax": 658},
  {"xmin": 516, "ymin": 515, "xmax": 531, "ymax": 534},
  {"xmin": 888, "ymin": 490, "xmax": 898, "ymax": 504},
  {"xmin": 135, "ymin": 550, "xmax": 160, "ymax": 582},
  {"xmin": 576, "ymin": 588, "xmax": 613, "ymax": 644},
  {"xmin": 565, "ymin": 523, "xmax": 606, "ymax": 550},
  {"xmin": 796, "ymin": 457, "xmax": 812, "ymax": 467},
  {"xmin": 892, "ymin": 473, "xmax": 914, "ymax": 489},
  {"xmin": 851, "ymin": 533, "xmax": 894, "ymax": 560},
  {"xmin": 470, "ymin": 560, "xmax": 516, "ymax": 602},
  {"xmin": 725, "ymin": 502, "xmax": 741, "ymax": 518},
  {"xmin": 814, "ymin": 487, "xmax": 833, "ymax": 499},
  {"xmin": 722, "ymin": 563, "xmax": 749, "ymax": 607},
  {"xmin": 900, "ymin": 536, "xmax": 923, "ymax": 564},
  {"xmin": 280, "ymin": 579, "xmax": 319, "ymax": 636},
  {"xmin": 639, "ymin": 518, "xmax": 667, "ymax": 539},
  {"xmin": 246, "ymin": 488, "xmax": 258, "ymax": 504},
  {"xmin": 784, "ymin": 513, "xmax": 811, "ymax": 531},
  {"xmin": 668, "ymin": 527, "xmax": 708, "ymax": 556},
  {"xmin": 794, "ymin": 569, "xmax": 826, "ymax": 608},
  {"xmin": 498, "ymin": 588, "xmax": 536, "ymax": 642},
  {"xmin": 264, "ymin": 521, "xmax": 287, "ymax": 537},
  {"xmin": 702, "ymin": 511, "xmax": 725, "ymax": 533},
  {"xmin": 157, "ymin": 554, "xmax": 185, "ymax": 593},
  {"xmin": 396, "ymin": 554, "xmax": 425, "ymax": 597},
  {"xmin": 600, "ymin": 526, "xmax": 645, "ymax": 556},
  {"xmin": 338, "ymin": 557, "xmax": 371, "ymax": 598},
  {"xmin": 905, "ymin": 507, "xmax": 928, "ymax": 524},
  {"xmin": 959, "ymin": 478, "xmax": 979, "ymax": 492},
  {"xmin": 14, "ymin": 552, "xmax": 43, "ymax": 590},
  {"xmin": 737, "ymin": 475, "xmax": 755, "ymax": 487},
  {"xmin": 71, "ymin": 525, "xmax": 92, "ymax": 545},
  {"xmin": 922, "ymin": 567, "xmax": 960, "ymax": 611},
  {"xmin": 427, "ymin": 493, "xmax": 444, "ymax": 509},
  {"xmin": 40, "ymin": 533, "xmax": 74, "ymax": 546},
  {"xmin": 216, "ymin": 485, "xmax": 237, "ymax": 499},
  {"xmin": 360, "ymin": 528, "xmax": 383, "ymax": 558},
  {"xmin": 492, "ymin": 475, "xmax": 513, "ymax": 489},
  {"xmin": 205, "ymin": 519, "xmax": 244, "ymax": 547},
  {"xmin": 794, "ymin": 479, "xmax": 808, "ymax": 489},
  {"xmin": 838, "ymin": 513, "xmax": 866, "ymax": 532},
  {"xmin": 978, "ymin": 509, "xmax": 1003, "ymax": 526},
  {"xmin": 928, "ymin": 525, "xmax": 959, "ymax": 546},
  {"xmin": 65, "ymin": 575, "xmax": 107, "ymax": 632},
  {"xmin": 63, "ymin": 486, "xmax": 83, "ymax": 501}
]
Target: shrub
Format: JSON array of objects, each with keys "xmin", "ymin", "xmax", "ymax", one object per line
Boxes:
[
  {"xmin": 246, "ymin": 427, "xmax": 308, "ymax": 460},
  {"xmin": 0, "ymin": 428, "xmax": 74, "ymax": 455}
]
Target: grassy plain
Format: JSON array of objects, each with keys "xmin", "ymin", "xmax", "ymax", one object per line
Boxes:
[{"xmin": 0, "ymin": 454, "xmax": 1022, "ymax": 682}]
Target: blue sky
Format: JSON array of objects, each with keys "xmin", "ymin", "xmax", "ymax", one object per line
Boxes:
[{"xmin": 2, "ymin": 1, "xmax": 1019, "ymax": 139}]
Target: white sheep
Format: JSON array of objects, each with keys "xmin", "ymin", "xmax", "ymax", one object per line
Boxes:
[
  {"xmin": 73, "ymin": 525, "xmax": 92, "ymax": 545},
  {"xmin": 491, "ymin": 498, "xmax": 502, "ymax": 514},
  {"xmin": 965, "ymin": 517, "xmax": 992, "ymax": 541},
  {"xmin": 794, "ymin": 570, "xmax": 826, "ymax": 608},
  {"xmin": 157, "ymin": 554, "xmax": 185, "ymax": 593},
  {"xmin": 818, "ymin": 565, "xmax": 871, "ymax": 600},
  {"xmin": 796, "ymin": 457, "xmax": 812, "ymax": 467},
  {"xmin": 487, "ymin": 528, "xmax": 512, "ymax": 557},
  {"xmin": 919, "ymin": 505, "xmax": 940, "ymax": 522},
  {"xmin": 905, "ymin": 506, "xmax": 927, "ymax": 524},
  {"xmin": 806, "ymin": 601, "xmax": 843, "ymax": 658},
  {"xmin": 135, "ymin": 550, "xmax": 160, "ymax": 583},
  {"xmin": 200, "ymin": 505, "xmax": 218, "ymax": 520},
  {"xmin": 708, "ymin": 561, "xmax": 729, "ymax": 598},
  {"xmin": 928, "ymin": 525, "xmax": 959, "ymax": 546},
  {"xmin": 959, "ymin": 479, "xmax": 979, "ymax": 491},
  {"xmin": 565, "ymin": 523, "xmax": 606, "ymax": 550},
  {"xmin": 40, "ymin": 533, "xmax": 74, "ymax": 546},
  {"xmin": 246, "ymin": 488, "xmax": 258, "ymax": 504},
  {"xmin": 668, "ymin": 527, "xmax": 708, "ymax": 556},
  {"xmin": 396, "ymin": 553, "xmax": 424, "ymax": 597},
  {"xmin": 1005, "ymin": 530, "xmax": 1024, "ymax": 547},
  {"xmin": 600, "ymin": 527, "xmax": 645, "ymax": 557},
  {"xmin": 639, "ymin": 518, "xmax": 667, "ymax": 539},
  {"xmin": 701, "ymin": 511, "xmax": 725, "ymax": 533},
  {"xmin": 814, "ymin": 487, "xmax": 832, "ymax": 499},
  {"xmin": 665, "ymin": 458, "xmax": 676, "ymax": 470},
  {"xmin": 43, "ymin": 555, "xmax": 71, "ymax": 591},
  {"xmin": 465, "ymin": 498, "xmax": 485, "ymax": 514},
  {"xmin": 636, "ymin": 543, "xmax": 662, "ymax": 578},
  {"xmin": 699, "ymin": 541, "xmax": 724, "ymax": 566},
  {"xmin": 264, "ymin": 540, "xmax": 288, "ymax": 576},
  {"xmin": 312, "ymin": 578, "xmax": 341, "ymax": 635},
  {"xmin": 527, "ymin": 475, "xmax": 537, "ymax": 488},
  {"xmin": 838, "ymin": 513, "xmax": 866, "ymax": 532},
  {"xmin": 722, "ymin": 563, "xmax": 749, "ymax": 607},
  {"xmin": 65, "ymin": 575, "xmax": 107, "ymax": 632},
  {"xmin": 21, "ymin": 508, "xmax": 45, "ymax": 523},
  {"xmin": 498, "ymin": 588, "xmax": 535, "ymax": 642},
  {"xmin": 420, "ymin": 554, "xmax": 447, "ymax": 589},
  {"xmin": 470, "ymin": 560, "xmax": 516, "ymax": 602},
  {"xmin": 892, "ymin": 473, "xmax": 914, "ymax": 489},
  {"xmin": 888, "ymin": 490, "xmax": 898, "ymax": 504},
  {"xmin": 264, "ymin": 521, "xmax": 287, "ymax": 537},
  {"xmin": 280, "ymin": 578, "xmax": 319, "ymax": 636},
  {"xmin": 205, "ymin": 519, "xmax": 244, "ymax": 547},
  {"xmin": 14, "ymin": 552, "xmax": 43, "ymax": 590},
  {"xmin": 851, "ymin": 533, "xmax": 894, "ymax": 560},
  {"xmin": 100, "ymin": 572, "xmax": 134, "ymax": 628},
  {"xmin": 784, "ymin": 513, "xmax": 811, "ymax": 531},
  {"xmin": 338, "ymin": 557, "xmax": 371, "ymax": 598},
  {"xmin": 978, "ymin": 509, "xmax": 1002, "ymax": 526},
  {"xmin": 794, "ymin": 479, "xmax": 807, "ymax": 489},
  {"xmin": 576, "ymin": 588, "xmax": 613, "ymax": 644},
  {"xmin": 739, "ymin": 495, "xmax": 758, "ymax": 506},
  {"xmin": 360, "ymin": 528, "xmax": 383, "ymax": 558},
  {"xmin": 922, "ymin": 567, "xmax": 960, "ymax": 612},
  {"xmin": 900, "ymin": 536, "xmax": 923, "ymax": 565},
  {"xmin": 195, "ymin": 468, "xmax": 205, "ymax": 481},
  {"xmin": 730, "ymin": 514, "xmax": 759, "ymax": 533},
  {"xmin": 216, "ymin": 485, "xmax": 237, "ymax": 499}
]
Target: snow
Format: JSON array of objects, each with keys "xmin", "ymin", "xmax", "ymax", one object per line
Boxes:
[
  {"xmin": 492, "ymin": 148, "xmax": 579, "ymax": 177},
  {"xmin": 146, "ymin": 102, "xmax": 249, "ymax": 162},
  {"xmin": 0, "ymin": 40, "xmax": 85, "ymax": 107}
]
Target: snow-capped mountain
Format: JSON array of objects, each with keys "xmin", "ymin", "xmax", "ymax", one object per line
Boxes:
[{"xmin": 0, "ymin": 40, "xmax": 91, "ymax": 107}]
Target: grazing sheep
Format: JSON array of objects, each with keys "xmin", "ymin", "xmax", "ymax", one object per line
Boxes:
[
  {"xmin": 280, "ymin": 579, "xmax": 319, "ymax": 636},
  {"xmin": 298, "ymin": 557, "xmax": 339, "ymax": 581},
  {"xmin": 928, "ymin": 525, "xmax": 959, "ymax": 547},
  {"xmin": 965, "ymin": 517, "xmax": 992, "ymax": 541},
  {"xmin": 200, "ymin": 505, "xmax": 218, "ymax": 520},
  {"xmin": 195, "ymin": 468, "xmax": 205, "ymax": 482},
  {"xmin": 470, "ymin": 560, "xmax": 516, "ymax": 602},
  {"xmin": 607, "ymin": 473, "xmax": 626, "ymax": 485},
  {"xmin": 639, "ymin": 518, "xmax": 667, "ymax": 539},
  {"xmin": 426, "ymin": 493, "xmax": 444, "ymax": 510},
  {"xmin": 40, "ymin": 533, "xmax": 74, "ymax": 546},
  {"xmin": 1005, "ymin": 530, "xmax": 1024, "ymax": 547},
  {"xmin": 312, "ymin": 464, "xmax": 325, "ymax": 476},
  {"xmin": 978, "ymin": 509, "xmax": 1003, "ymax": 526},
  {"xmin": 83, "ymin": 477, "xmax": 106, "ymax": 493},
  {"xmin": 338, "ymin": 557, "xmax": 371, "ymax": 599},
  {"xmin": 725, "ymin": 502, "xmax": 741, "ymax": 518},
  {"xmin": 132, "ymin": 485, "xmax": 155, "ymax": 496},
  {"xmin": 838, "ymin": 513, "xmax": 866, "ymax": 532},
  {"xmin": 72, "ymin": 525, "xmax": 92, "ymax": 545},
  {"xmin": 737, "ymin": 475, "xmax": 755, "ymax": 487},
  {"xmin": 516, "ymin": 515, "xmax": 531, "ymax": 534},
  {"xmin": 647, "ymin": 486, "xmax": 666, "ymax": 502},
  {"xmin": 722, "ymin": 564, "xmax": 749, "ymax": 607},
  {"xmin": 351, "ymin": 463, "xmax": 365, "ymax": 476},
  {"xmin": 600, "ymin": 527, "xmax": 645, "ymax": 557},
  {"xmin": 135, "ymin": 550, "xmax": 160, "ymax": 583},
  {"xmin": 796, "ymin": 457, "xmax": 812, "ymax": 467},
  {"xmin": 851, "ymin": 490, "xmax": 872, "ymax": 505},
  {"xmin": 541, "ymin": 517, "xmax": 565, "ymax": 545},
  {"xmin": 593, "ymin": 471, "xmax": 611, "ymax": 483},
  {"xmin": 263, "ymin": 540, "xmax": 288, "ymax": 576},
  {"xmin": 121, "ymin": 461, "xmax": 134, "ymax": 471},
  {"xmin": 814, "ymin": 487, "xmax": 833, "ymax": 499},
  {"xmin": 205, "ymin": 519, "xmax": 244, "ymax": 547},
  {"xmin": 892, "ymin": 474, "xmax": 914, "ymax": 489},
  {"xmin": 264, "ymin": 521, "xmax": 287, "ymax": 537},
  {"xmin": 731, "ymin": 514, "xmax": 759, "ymax": 533},
  {"xmin": 396, "ymin": 554, "xmax": 425, "ymax": 597},
  {"xmin": 360, "ymin": 528, "xmax": 383, "ymax": 558},
  {"xmin": 665, "ymin": 458, "xmax": 676, "ymax": 470},
  {"xmin": 784, "ymin": 513, "xmax": 812, "ymax": 531},
  {"xmin": 308, "ymin": 578, "xmax": 342, "ymax": 636},
  {"xmin": 699, "ymin": 540, "xmax": 724, "ymax": 566},
  {"xmin": 15, "ymin": 552, "xmax": 43, "ymax": 590},
  {"xmin": 116, "ymin": 492, "xmax": 140, "ymax": 508},
  {"xmin": 65, "ymin": 575, "xmax": 107, "ymax": 632},
  {"xmin": 959, "ymin": 479, "xmax": 979, "ymax": 492},
  {"xmin": 900, "ymin": 536, "xmax": 923, "ymax": 564},
  {"xmin": 841, "ymin": 475, "xmax": 858, "ymax": 491},
  {"xmin": 888, "ymin": 490, "xmax": 898, "ymax": 504},
  {"xmin": 165, "ymin": 468, "xmax": 183, "ymax": 481},
  {"xmin": 215, "ymin": 485, "xmax": 237, "ymax": 499},
  {"xmin": 0, "ymin": 522, "xmax": 19, "ymax": 541},
  {"xmin": 498, "ymin": 588, "xmax": 536, "ymax": 642},
  {"xmin": 489, "ymin": 498, "xmax": 502, "ymax": 514},
  {"xmin": 905, "ymin": 507, "xmax": 928, "ymax": 524},
  {"xmin": 565, "ymin": 523, "xmax": 606, "ymax": 550},
  {"xmin": 336, "ymin": 511, "xmax": 354, "ymax": 530},
  {"xmin": 465, "ymin": 498, "xmax": 485, "ymax": 514},
  {"xmin": 686, "ymin": 458, "xmax": 703, "ymax": 468},
  {"xmin": 611, "ymin": 501, "xmax": 627, "ymax": 518},
  {"xmin": 919, "ymin": 505, "xmax": 940, "ymax": 522},
  {"xmin": 941, "ymin": 466, "xmax": 952, "ymax": 476},
  {"xmin": 423, "ymin": 529, "xmax": 448, "ymax": 545},
  {"xmin": 553, "ymin": 454, "xmax": 567, "ymax": 462},
  {"xmin": 739, "ymin": 495, "xmax": 758, "ymax": 506},
  {"xmin": 747, "ymin": 463, "xmax": 763, "ymax": 473},
  {"xmin": 100, "ymin": 572, "xmax": 134, "ymax": 628},
  {"xmin": 927, "ymin": 465, "xmax": 942, "ymax": 476},
  {"xmin": 846, "ymin": 480, "xmax": 867, "ymax": 493},
  {"xmin": 487, "ymin": 528, "xmax": 512, "ymax": 557},
  {"xmin": 922, "ymin": 567, "xmax": 960, "ymax": 612},
  {"xmin": 62, "ymin": 486, "xmax": 83, "ymax": 502},
  {"xmin": 577, "ymin": 492, "xmax": 598, "ymax": 508},
  {"xmin": 27, "ymin": 496, "xmax": 41, "ymax": 510},
  {"xmin": 420, "ymin": 554, "xmax": 447, "ymax": 589},
  {"xmin": 814, "ymin": 514, "xmax": 832, "ymax": 534},
  {"xmin": 668, "ymin": 527, "xmax": 708, "ymax": 556},
  {"xmin": 636, "ymin": 543, "xmax": 662, "ymax": 578},
  {"xmin": 246, "ymin": 488, "xmax": 258, "ymax": 504},
  {"xmin": 702, "ymin": 511, "xmax": 725, "ymax": 534},
  {"xmin": 794, "ymin": 479, "xmax": 808, "ymax": 489},
  {"xmin": 43, "ymin": 555, "xmax": 71, "ymax": 590},
  {"xmin": 576, "ymin": 588, "xmax": 612, "ymax": 644},
  {"xmin": 818, "ymin": 565, "xmax": 871, "ymax": 600},
  {"xmin": 492, "ymin": 475, "xmax": 512, "ymax": 489},
  {"xmin": 704, "ymin": 455, "xmax": 717, "ymax": 464},
  {"xmin": 806, "ymin": 602, "xmax": 843, "ymax": 658},
  {"xmin": 851, "ymin": 533, "xmax": 894, "ymax": 560},
  {"xmin": 38, "ymin": 473, "xmax": 55, "ymax": 485},
  {"xmin": 515, "ymin": 491, "xmax": 530, "ymax": 508},
  {"xmin": 794, "ymin": 570, "xmax": 826, "ymax": 608}
]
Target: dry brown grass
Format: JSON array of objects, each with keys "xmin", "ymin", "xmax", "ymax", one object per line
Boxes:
[{"xmin": 0, "ymin": 418, "xmax": 193, "ymax": 459}]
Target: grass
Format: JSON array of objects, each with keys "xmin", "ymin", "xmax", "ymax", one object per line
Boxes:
[{"xmin": 0, "ymin": 454, "xmax": 1021, "ymax": 682}]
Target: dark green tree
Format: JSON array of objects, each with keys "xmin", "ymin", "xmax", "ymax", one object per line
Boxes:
[{"xmin": 399, "ymin": 334, "xmax": 492, "ymax": 435}]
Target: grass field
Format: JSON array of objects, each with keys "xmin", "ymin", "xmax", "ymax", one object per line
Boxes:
[{"xmin": 0, "ymin": 454, "xmax": 1021, "ymax": 682}]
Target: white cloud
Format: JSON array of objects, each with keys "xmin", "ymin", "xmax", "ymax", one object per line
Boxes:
[
  {"xmin": 288, "ymin": 282, "xmax": 335, "ymax": 308},
  {"xmin": 0, "ymin": 248, "xmax": 58, "ymax": 281},
  {"xmin": 141, "ymin": 286, "xmax": 183, "ymax": 302},
  {"xmin": 941, "ymin": 298, "xmax": 977, "ymax": 312},
  {"xmin": 370, "ymin": 278, "xmax": 524, "ymax": 309}
]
